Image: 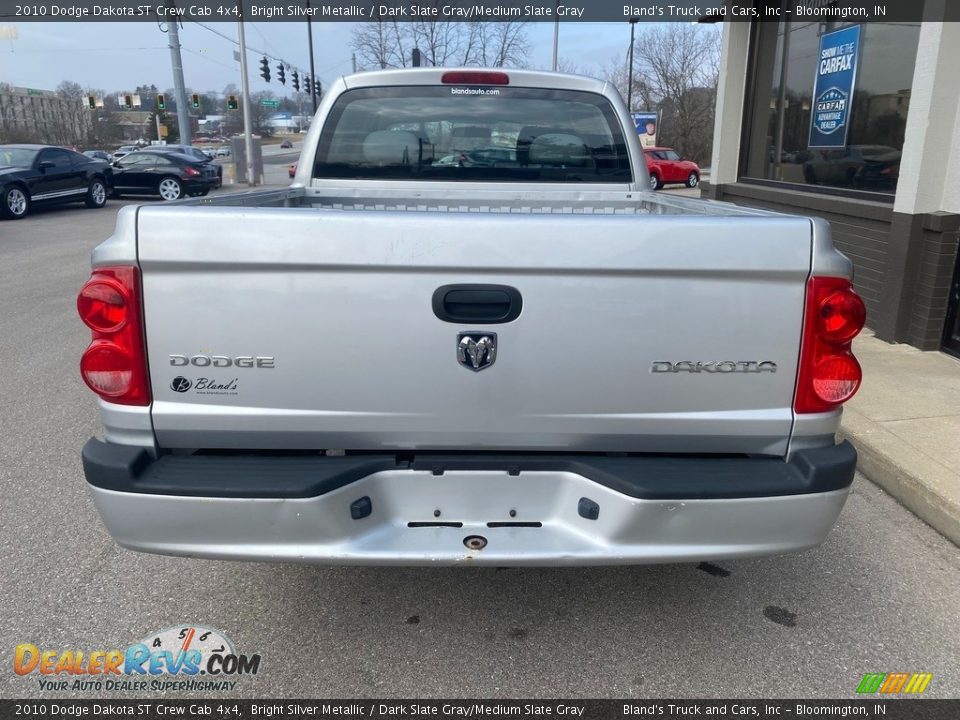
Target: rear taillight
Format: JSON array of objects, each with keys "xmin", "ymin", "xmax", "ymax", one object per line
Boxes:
[
  {"xmin": 794, "ymin": 276, "xmax": 866, "ymax": 414},
  {"xmin": 441, "ymin": 71, "xmax": 509, "ymax": 85},
  {"xmin": 78, "ymin": 266, "xmax": 150, "ymax": 406},
  {"xmin": 184, "ymin": 166, "xmax": 200, "ymax": 177}
]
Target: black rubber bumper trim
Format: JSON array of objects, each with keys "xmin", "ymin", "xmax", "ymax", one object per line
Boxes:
[{"xmin": 82, "ymin": 438, "xmax": 857, "ymax": 501}]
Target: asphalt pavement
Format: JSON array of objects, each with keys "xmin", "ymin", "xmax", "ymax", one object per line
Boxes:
[{"xmin": 1, "ymin": 197, "xmax": 958, "ymax": 700}]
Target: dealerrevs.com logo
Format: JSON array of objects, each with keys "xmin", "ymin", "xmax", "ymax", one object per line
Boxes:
[{"xmin": 14, "ymin": 626, "xmax": 261, "ymax": 692}]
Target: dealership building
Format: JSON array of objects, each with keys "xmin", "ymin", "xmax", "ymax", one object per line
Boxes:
[{"xmin": 705, "ymin": 1, "xmax": 960, "ymax": 356}]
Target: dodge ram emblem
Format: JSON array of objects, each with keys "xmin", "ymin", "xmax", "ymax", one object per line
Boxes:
[{"xmin": 457, "ymin": 333, "xmax": 497, "ymax": 371}]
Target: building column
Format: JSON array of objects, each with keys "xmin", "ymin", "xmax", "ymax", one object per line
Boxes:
[
  {"xmin": 875, "ymin": 11, "xmax": 960, "ymax": 347},
  {"xmin": 706, "ymin": 19, "xmax": 751, "ymax": 196}
]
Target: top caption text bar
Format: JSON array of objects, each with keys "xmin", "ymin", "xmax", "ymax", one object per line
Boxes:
[{"xmin": 0, "ymin": 1, "xmax": 956, "ymax": 23}]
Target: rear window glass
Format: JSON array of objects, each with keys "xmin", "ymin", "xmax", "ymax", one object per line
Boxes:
[{"xmin": 313, "ymin": 86, "xmax": 633, "ymax": 184}]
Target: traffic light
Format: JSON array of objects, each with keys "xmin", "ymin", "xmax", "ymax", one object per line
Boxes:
[
  {"xmin": 303, "ymin": 76, "xmax": 310, "ymax": 95},
  {"xmin": 123, "ymin": 94, "xmax": 133, "ymax": 109},
  {"xmin": 292, "ymin": 71, "xmax": 299, "ymax": 92},
  {"xmin": 191, "ymin": 93, "xmax": 200, "ymax": 109},
  {"xmin": 260, "ymin": 57, "xmax": 270, "ymax": 82},
  {"xmin": 227, "ymin": 95, "xmax": 238, "ymax": 111},
  {"xmin": 87, "ymin": 95, "xmax": 96, "ymax": 109},
  {"xmin": 277, "ymin": 64, "xmax": 286, "ymax": 85},
  {"xmin": 156, "ymin": 94, "xmax": 165, "ymax": 110},
  {"xmin": 314, "ymin": 79, "xmax": 321, "ymax": 97}
]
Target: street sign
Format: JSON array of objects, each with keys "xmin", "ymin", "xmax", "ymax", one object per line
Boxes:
[{"xmin": 261, "ymin": 99, "xmax": 280, "ymax": 109}]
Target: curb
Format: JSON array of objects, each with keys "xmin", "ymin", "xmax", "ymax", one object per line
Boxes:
[{"xmin": 840, "ymin": 407, "xmax": 960, "ymax": 547}]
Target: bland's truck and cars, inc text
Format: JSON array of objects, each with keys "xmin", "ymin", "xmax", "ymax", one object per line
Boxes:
[{"xmin": 77, "ymin": 68, "xmax": 866, "ymax": 566}]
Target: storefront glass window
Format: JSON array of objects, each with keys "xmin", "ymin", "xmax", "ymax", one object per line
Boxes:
[{"xmin": 742, "ymin": 18, "xmax": 920, "ymax": 195}]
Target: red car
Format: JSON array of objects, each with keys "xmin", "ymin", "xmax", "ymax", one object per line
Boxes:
[
  {"xmin": 643, "ymin": 147, "xmax": 701, "ymax": 191},
  {"xmin": 288, "ymin": 161, "xmax": 297, "ymax": 178}
]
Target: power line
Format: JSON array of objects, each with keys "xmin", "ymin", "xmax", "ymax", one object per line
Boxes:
[
  {"xmin": 182, "ymin": 46, "xmax": 237, "ymax": 71},
  {"xmin": 191, "ymin": 21, "xmax": 348, "ymax": 86},
  {"xmin": 252, "ymin": 23, "xmax": 285, "ymax": 61},
  {"xmin": 6, "ymin": 47, "xmax": 169, "ymax": 52},
  {"xmin": 193, "ymin": 21, "xmax": 310, "ymax": 79}
]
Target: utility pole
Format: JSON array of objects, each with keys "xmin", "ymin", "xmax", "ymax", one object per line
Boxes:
[
  {"xmin": 237, "ymin": 19, "xmax": 256, "ymax": 186},
  {"xmin": 306, "ymin": 0, "xmax": 318, "ymax": 114},
  {"xmin": 352, "ymin": 52, "xmax": 357, "ymax": 73},
  {"xmin": 627, "ymin": 18, "xmax": 638, "ymax": 112},
  {"xmin": 551, "ymin": 1, "xmax": 559, "ymax": 71},
  {"xmin": 165, "ymin": 0, "xmax": 191, "ymax": 145}
]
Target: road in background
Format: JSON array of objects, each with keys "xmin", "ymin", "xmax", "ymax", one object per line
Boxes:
[
  {"xmin": 1, "ymin": 200, "xmax": 958, "ymax": 699},
  {"xmin": 208, "ymin": 138, "xmax": 301, "ymax": 188}
]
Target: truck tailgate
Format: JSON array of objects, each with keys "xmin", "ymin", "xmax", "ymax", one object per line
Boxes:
[{"xmin": 136, "ymin": 206, "xmax": 811, "ymax": 456}]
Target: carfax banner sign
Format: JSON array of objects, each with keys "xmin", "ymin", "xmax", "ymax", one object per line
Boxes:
[{"xmin": 808, "ymin": 24, "xmax": 861, "ymax": 148}]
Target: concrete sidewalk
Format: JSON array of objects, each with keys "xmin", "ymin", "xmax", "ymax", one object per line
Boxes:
[{"xmin": 840, "ymin": 330, "xmax": 960, "ymax": 546}]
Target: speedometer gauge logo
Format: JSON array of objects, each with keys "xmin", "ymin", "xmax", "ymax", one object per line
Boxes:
[
  {"xmin": 126, "ymin": 625, "xmax": 261, "ymax": 677},
  {"xmin": 139, "ymin": 626, "xmax": 235, "ymax": 671}
]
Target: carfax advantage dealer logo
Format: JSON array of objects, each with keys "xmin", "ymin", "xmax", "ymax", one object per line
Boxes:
[
  {"xmin": 856, "ymin": 673, "xmax": 933, "ymax": 695},
  {"xmin": 14, "ymin": 626, "xmax": 261, "ymax": 692}
]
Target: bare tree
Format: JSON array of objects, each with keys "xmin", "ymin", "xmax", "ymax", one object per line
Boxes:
[
  {"xmin": 350, "ymin": 20, "xmax": 403, "ymax": 69},
  {"xmin": 410, "ymin": 17, "xmax": 468, "ymax": 67},
  {"xmin": 613, "ymin": 24, "xmax": 720, "ymax": 164},
  {"xmin": 468, "ymin": 22, "xmax": 531, "ymax": 67},
  {"xmin": 56, "ymin": 80, "xmax": 84, "ymax": 100},
  {"xmin": 555, "ymin": 58, "xmax": 587, "ymax": 76},
  {"xmin": 351, "ymin": 18, "xmax": 529, "ymax": 70}
]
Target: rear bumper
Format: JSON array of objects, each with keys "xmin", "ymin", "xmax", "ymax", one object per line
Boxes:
[
  {"xmin": 184, "ymin": 178, "xmax": 217, "ymax": 192},
  {"xmin": 83, "ymin": 439, "xmax": 857, "ymax": 566}
]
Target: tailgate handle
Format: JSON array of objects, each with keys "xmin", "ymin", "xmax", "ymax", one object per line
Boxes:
[{"xmin": 432, "ymin": 284, "xmax": 522, "ymax": 324}]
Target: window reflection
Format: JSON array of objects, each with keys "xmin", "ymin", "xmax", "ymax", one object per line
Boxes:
[{"xmin": 743, "ymin": 16, "xmax": 920, "ymax": 194}]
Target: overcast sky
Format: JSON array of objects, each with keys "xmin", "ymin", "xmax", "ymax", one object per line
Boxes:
[{"xmin": 1, "ymin": 22, "xmax": 636, "ymax": 95}]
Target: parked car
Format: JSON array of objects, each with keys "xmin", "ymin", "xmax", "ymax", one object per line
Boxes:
[
  {"xmin": 215, "ymin": 146, "xmax": 231, "ymax": 157},
  {"xmin": 280, "ymin": 139, "xmax": 293, "ymax": 149},
  {"xmin": 151, "ymin": 144, "xmax": 222, "ymax": 188},
  {"xmin": 151, "ymin": 144, "xmax": 213, "ymax": 161},
  {"xmin": 461, "ymin": 146, "xmax": 518, "ymax": 167},
  {"xmin": 79, "ymin": 68, "xmax": 864, "ymax": 566},
  {"xmin": 109, "ymin": 150, "xmax": 218, "ymax": 200},
  {"xmin": 802, "ymin": 145, "xmax": 901, "ymax": 190},
  {"xmin": 432, "ymin": 154, "xmax": 461, "ymax": 167},
  {"xmin": 0, "ymin": 144, "xmax": 110, "ymax": 220},
  {"xmin": 111, "ymin": 145, "xmax": 139, "ymax": 162},
  {"xmin": 83, "ymin": 150, "xmax": 112, "ymax": 162},
  {"xmin": 288, "ymin": 161, "xmax": 298, "ymax": 178},
  {"xmin": 643, "ymin": 147, "xmax": 701, "ymax": 190}
]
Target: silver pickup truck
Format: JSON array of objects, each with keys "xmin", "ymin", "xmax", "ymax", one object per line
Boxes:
[{"xmin": 78, "ymin": 68, "xmax": 865, "ymax": 566}]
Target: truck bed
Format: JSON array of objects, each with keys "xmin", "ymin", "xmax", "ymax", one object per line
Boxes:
[{"xmin": 179, "ymin": 185, "xmax": 779, "ymax": 218}]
